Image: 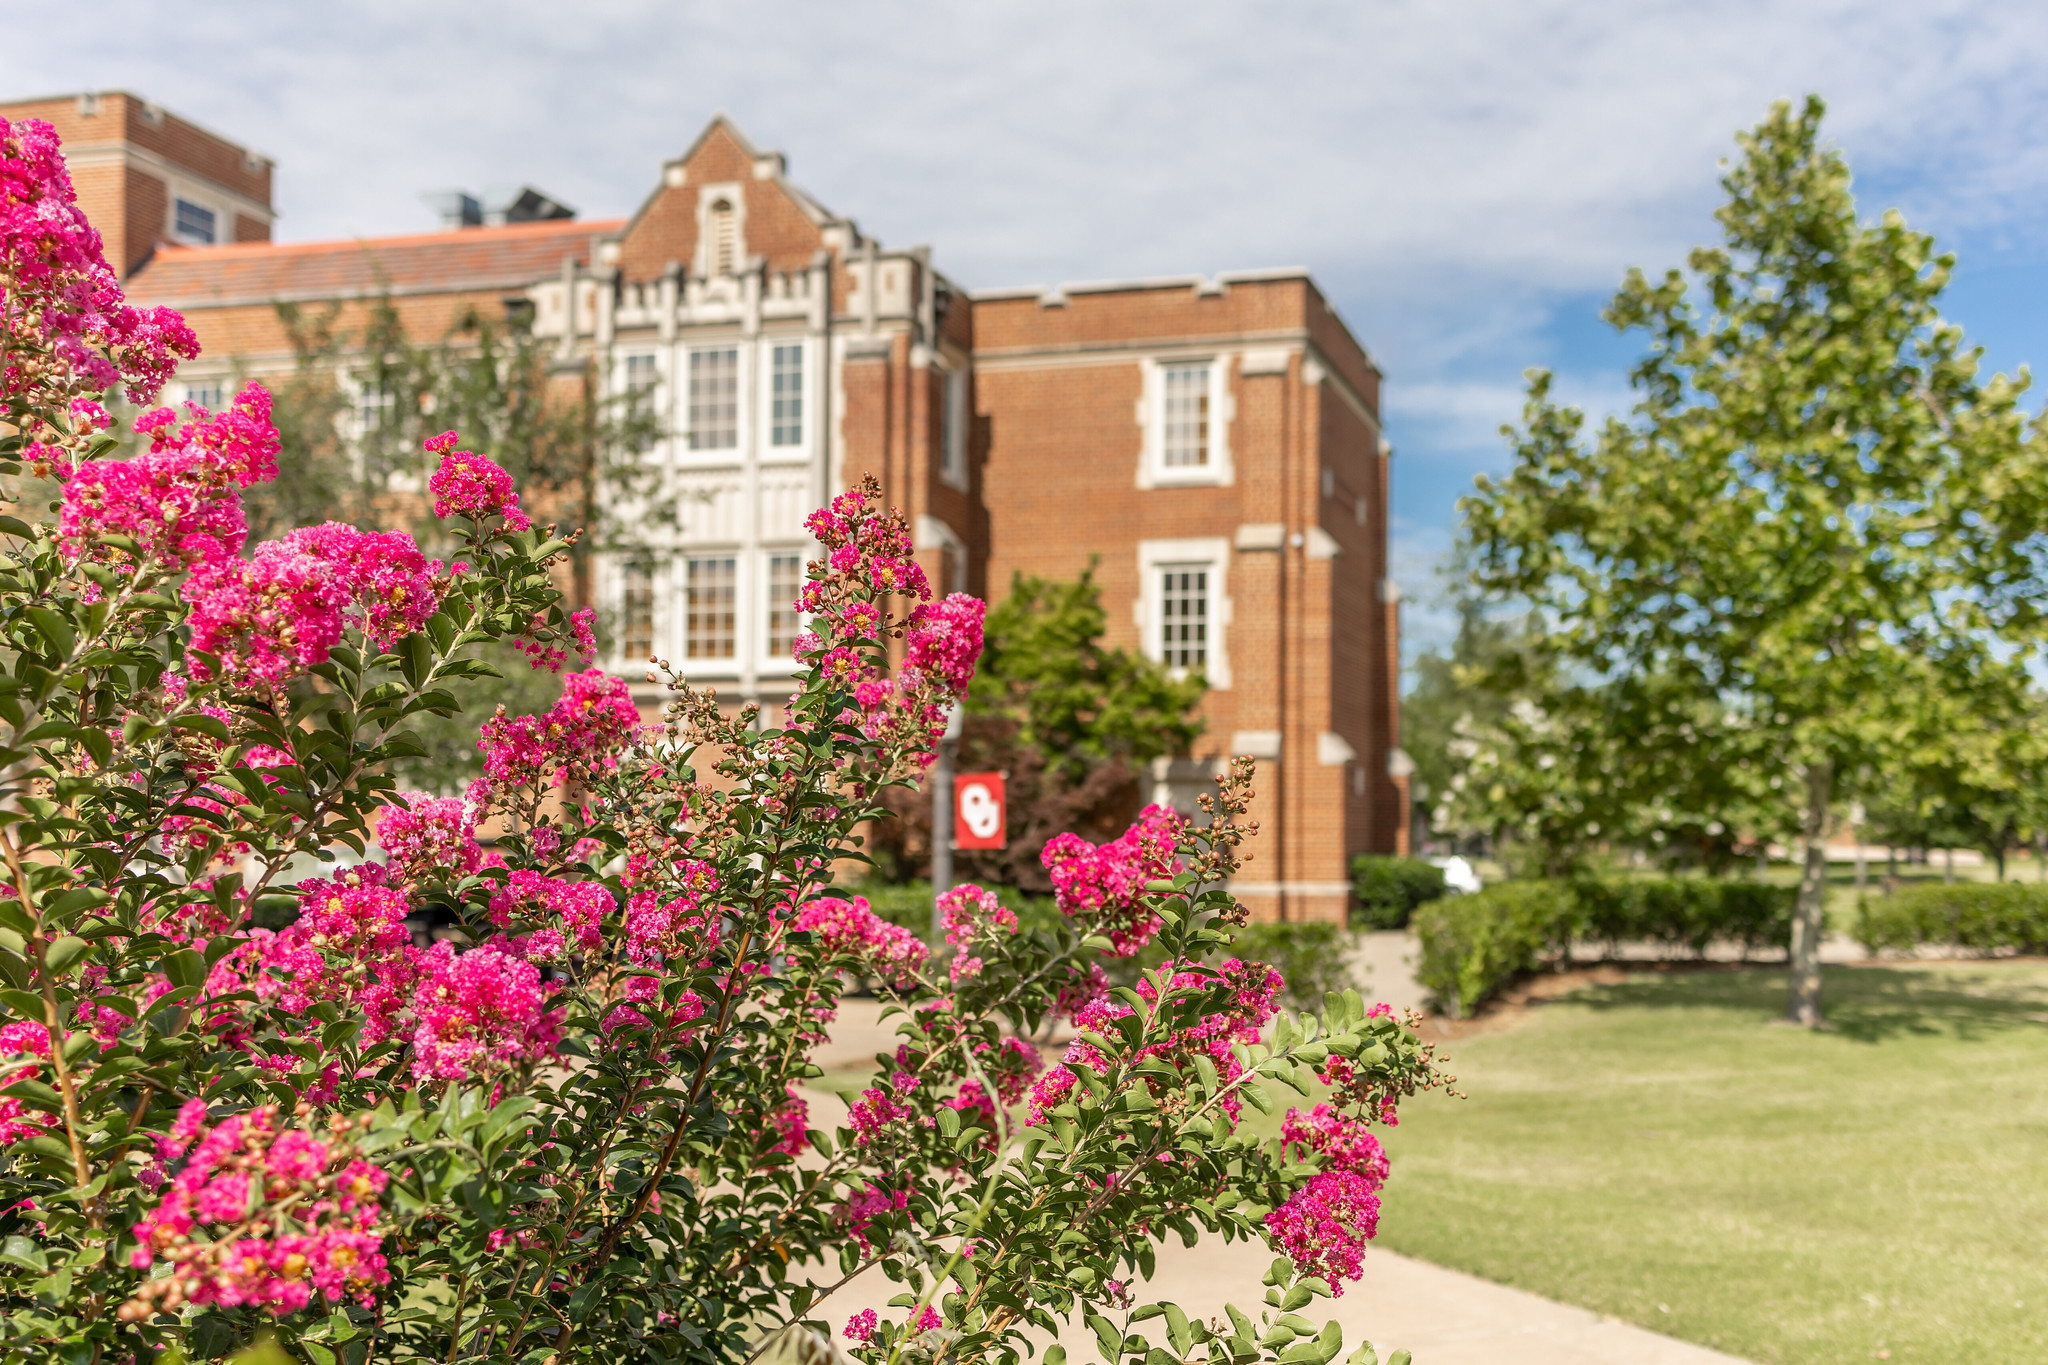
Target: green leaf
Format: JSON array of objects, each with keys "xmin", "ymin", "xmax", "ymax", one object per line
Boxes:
[
  {"xmin": 172, "ymin": 712, "xmax": 233, "ymax": 744},
  {"xmin": 40, "ymin": 936, "xmax": 90, "ymax": 978},
  {"xmin": 22, "ymin": 607, "xmax": 73, "ymax": 661}
]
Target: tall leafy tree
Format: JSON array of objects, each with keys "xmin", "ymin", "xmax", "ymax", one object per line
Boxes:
[
  {"xmin": 1460, "ymin": 96, "xmax": 2048, "ymax": 1025},
  {"xmin": 967, "ymin": 566, "xmax": 1206, "ymax": 779}
]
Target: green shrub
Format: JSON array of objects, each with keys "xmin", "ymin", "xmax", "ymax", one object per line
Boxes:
[
  {"xmin": 1857, "ymin": 881, "xmax": 2048, "ymax": 954},
  {"xmin": 1571, "ymin": 877, "xmax": 1792, "ymax": 958},
  {"xmin": 1231, "ymin": 922, "xmax": 1360, "ymax": 1010},
  {"xmin": 1414, "ymin": 877, "xmax": 1794, "ymax": 1017},
  {"xmin": 1350, "ymin": 855, "xmax": 1449, "ymax": 929},
  {"xmin": 1414, "ymin": 882, "xmax": 1573, "ymax": 1018}
]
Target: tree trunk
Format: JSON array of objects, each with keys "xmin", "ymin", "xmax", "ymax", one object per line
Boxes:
[
  {"xmin": 1944, "ymin": 846, "xmax": 1955, "ymax": 885},
  {"xmin": 1785, "ymin": 759, "xmax": 1832, "ymax": 1027}
]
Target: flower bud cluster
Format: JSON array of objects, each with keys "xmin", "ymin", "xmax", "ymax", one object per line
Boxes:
[{"xmin": 120, "ymin": 1102, "xmax": 389, "ymax": 1320}]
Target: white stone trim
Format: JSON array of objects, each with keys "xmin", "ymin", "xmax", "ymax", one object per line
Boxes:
[
  {"xmin": 692, "ymin": 182, "xmax": 747, "ymax": 279},
  {"xmin": 1316, "ymin": 732, "xmax": 1357, "ymax": 766},
  {"xmin": 1231, "ymin": 730, "xmax": 1283, "ymax": 759},
  {"xmin": 1136, "ymin": 537, "xmax": 1232, "ymax": 689},
  {"xmin": 1229, "ymin": 880, "xmax": 1354, "ymax": 898}
]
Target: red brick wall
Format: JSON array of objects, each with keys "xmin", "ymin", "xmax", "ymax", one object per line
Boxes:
[
  {"xmin": 969, "ymin": 278, "xmax": 1395, "ymax": 922},
  {"xmin": 123, "ymin": 165, "xmax": 167, "ymax": 277},
  {"xmin": 616, "ymin": 122, "xmax": 825, "ymax": 283},
  {"xmin": 0, "ymin": 92, "xmax": 272, "ymax": 277}
]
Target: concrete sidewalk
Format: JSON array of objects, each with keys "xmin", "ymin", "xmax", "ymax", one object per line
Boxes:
[
  {"xmin": 797, "ymin": 1238, "xmax": 1750, "ymax": 1365},
  {"xmin": 800, "ymin": 986, "xmax": 1753, "ymax": 1364}
]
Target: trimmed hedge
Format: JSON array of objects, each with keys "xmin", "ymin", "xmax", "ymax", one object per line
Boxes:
[
  {"xmin": 1350, "ymin": 855, "xmax": 1449, "ymax": 930},
  {"xmin": 1413, "ymin": 877, "xmax": 1796, "ymax": 1017},
  {"xmin": 1857, "ymin": 882, "xmax": 2048, "ymax": 955},
  {"xmin": 1414, "ymin": 882, "xmax": 1571, "ymax": 1020}
]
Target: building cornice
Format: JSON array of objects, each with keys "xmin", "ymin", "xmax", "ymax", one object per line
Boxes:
[{"xmin": 61, "ymin": 142, "xmax": 273, "ymax": 222}]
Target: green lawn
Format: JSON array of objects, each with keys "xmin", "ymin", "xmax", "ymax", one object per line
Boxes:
[{"xmin": 1372, "ymin": 961, "xmax": 2048, "ymax": 1364}]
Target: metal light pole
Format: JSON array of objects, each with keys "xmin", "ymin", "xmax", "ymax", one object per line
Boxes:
[{"xmin": 929, "ymin": 702, "xmax": 962, "ymax": 947}]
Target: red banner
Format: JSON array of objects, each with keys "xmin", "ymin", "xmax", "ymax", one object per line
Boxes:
[{"xmin": 954, "ymin": 771, "xmax": 1007, "ymax": 849}]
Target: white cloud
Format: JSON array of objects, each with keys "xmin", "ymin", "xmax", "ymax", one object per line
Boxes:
[
  {"xmin": 14, "ymin": 0, "xmax": 2048, "ymax": 571},
  {"xmin": 17, "ymin": 1, "xmax": 2048, "ymax": 287}
]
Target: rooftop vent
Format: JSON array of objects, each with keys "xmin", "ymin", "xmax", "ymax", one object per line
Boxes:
[{"xmin": 422, "ymin": 187, "xmax": 576, "ymax": 230}]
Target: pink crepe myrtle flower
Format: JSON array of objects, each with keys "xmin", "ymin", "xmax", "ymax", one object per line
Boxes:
[
  {"xmin": 1280, "ymin": 1103, "xmax": 1391, "ymax": 1188},
  {"xmin": 903, "ymin": 594, "xmax": 985, "ymax": 697},
  {"xmin": 183, "ymin": 536, "xmax": 353, "ymax": 690},
  {"xmin": 406, "ymin": 942, "xmax": 563, "ymax": 1083},
  {"xmin": 1029, "ymin": 957, "xmax": 1281, "ymax": 1127},
  {"xmin": 0, "ymin": 1021, "xmax": 57, "ymax": 1146},
  {"xmin": 771, "ymin": 1087, "xmax": 809, "ymax": 1158},
  {"xmin": 425, "ymin": 433, "xmax": 530, "ymax": 531},
  {"xmin": 1, "ymin": 116, "xmax": 199, "ymax": 417},
  {"xmin": 1263, "ymin": 1169, "xmax": 1382, "ymax": 1295},
  {"xmin": 842, "ymin": 1182, "xmax": 910, "ymax": 1252},
  {"xmin": 1040, "ymin": 804, "xmax": 1185, "ymax": 956},
  {"xmin": 281, "ymin": 522, "xmax": 442, "ymax": 649},
  {"xmin": 792, "ymin": 895, "xmax": 928, "ymax": 985},
  {"xmin": 123, "ymin": 1104, "xmax": 390, "ymax": 1319},
  {"xmin": 844, "ymin": 1309, "xmax": 879, "ymax": 1343},
  {"xmin": 938, "ymin": 882, "xmax": 1016, "ymax": 982},
  {"xmin": 622, "ymin": 867, "xmax": 722, "ymax": 969},
  {"xmin": 848, "ymin": 1086, "xmax": 912, "ymax": 1146},
  {"xmin": 487, "ymin": 869, "xmax": 613, "ymax": 952},
  {"xmin": 476, "ymin": 668, "xmax": 641, "ymax": 795},
  {"xmin": 374, "ymin": 793, "xmax": 482, "ymax": 887}
]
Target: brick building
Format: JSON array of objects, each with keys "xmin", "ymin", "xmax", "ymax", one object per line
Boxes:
[{"xmin": 5, "ymin": 94, "xmax": 1406, "ymax": 921}]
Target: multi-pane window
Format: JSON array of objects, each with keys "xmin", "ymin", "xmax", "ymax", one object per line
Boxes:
[
  {"xmin": 767, "ymin": 553, "xmax": 804, "ymax": 658},
  {"xmin": 1159, "ymin": 565, "xmax": 1209, "ymax": 668},
  {"xmin": 174, "ymin": 198, "xmax": 216, "ymax": 245},
  {"xmin": 181, "ymin": 383, "xmax": 223, "ymax": 412},
  {"xmin": 621, "ymin": 565, "xmax": 655, "ymax": 663},
  {"xmin": 1161, "ymin": 362, "xmax": 1211, "ymax": 468},
  {"xmin": 770, "ymin": 344, "xmax": 803, "ymax": 446},
  {"xmin": 685, "ymin": 557, "xmax": 737, "ymax": 660},
  {"xmin": 688, "ymin": 348, "xmax": 739, "ymax": 450},
  {"xmin": 624, "ymin": 353, "xmax": 660, "ymax": 394},
  {"xmin": 354, "ymin": 378, "xmax": 395, "ymax": 437}
]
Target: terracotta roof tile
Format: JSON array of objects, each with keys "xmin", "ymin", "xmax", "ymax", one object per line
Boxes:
[{"xmin": 127, "ymin": 218, "xmax": 626, "ymax": 308}]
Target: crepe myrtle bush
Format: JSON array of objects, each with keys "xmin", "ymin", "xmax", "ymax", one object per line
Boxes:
[{"xmin": 0, "ymin": 117, "xmax": 1454, "ymax": 1365}]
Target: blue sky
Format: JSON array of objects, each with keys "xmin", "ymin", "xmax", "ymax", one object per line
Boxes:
[{"xmin": 13, "ymin": 0, "xmax": 2048, "ymax": 672}]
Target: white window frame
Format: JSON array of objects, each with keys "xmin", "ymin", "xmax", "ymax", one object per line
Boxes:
[
  {"xmin": 604, "ymin": 555, "xmax": 670, "ymax": 673},
  {"xmin": 759, "ymin": 548, "xmax": 807, "ymax": 672},
  {"xmin": 1136, "ymin": 356, "xmax": 1233, "ymax": 488},
  {"xmin": 681, "ymin": 552, "xmax": 742, "ymax": 668},
  {"xmin": 683, "ymin": 344, "xmax": 746, "ymax": 456},
  {"xmin": 938, "ymin": 362, "xmax": 969, "ymax": 490},
  {"xmin": 761, "ymin": 338, "xmax": 810, "ymax": 460},
  {"xmin": 172, "ymin": 196, "xmax": 218, "ymax": 246},
  {"xmin": 179, "ymin": 380, "xmax": 225, "ymax": 412},
  {"xmin": 1136, "ymin": 537, "xmax": 1232, "ymax": 688}
]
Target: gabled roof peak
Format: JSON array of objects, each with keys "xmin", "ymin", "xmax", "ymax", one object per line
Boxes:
[{"xmin": 669, "ymin": 113, "xmax": 785, "ymax": 181}]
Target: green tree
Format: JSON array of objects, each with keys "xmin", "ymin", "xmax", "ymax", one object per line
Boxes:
[
  {"xmin": 1460, "ymin": 96, "xmax": 2048, "ymax": 1025},
  {"xmin": 1400, "ymin": 598, "xmax": 1532, "ymax": 835},
  {"xmin": 967, "ymin": 565, "xmax": 1206, "ymax": 780},
  {"xmin": 877, "ymin": 568, "xmax": 1207, "ymax": 888}
]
